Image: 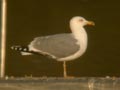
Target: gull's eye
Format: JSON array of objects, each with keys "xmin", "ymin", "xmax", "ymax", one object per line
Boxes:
[{"xmin": 79, "ymin": 19, "xmax": 83, "ymax": 22}]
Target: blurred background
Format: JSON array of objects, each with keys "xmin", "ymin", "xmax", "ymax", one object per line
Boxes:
[{"xmin": 5, "ymin": 0, "xmax": 120, "ymax": 77}]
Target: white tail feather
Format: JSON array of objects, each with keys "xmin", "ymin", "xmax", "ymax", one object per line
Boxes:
[{"xmin": 21, "ymin": 52, "xmax": 33, "ymax": 55}]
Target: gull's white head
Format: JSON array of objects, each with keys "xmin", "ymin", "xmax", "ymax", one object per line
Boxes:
[{"xmin": 70, "ymin": 16, "xmax": 95, "ymax": 27}]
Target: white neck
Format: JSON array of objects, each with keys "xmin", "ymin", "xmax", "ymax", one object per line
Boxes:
[
  {"xmin": 71, "ymin": 25, "xmax": 87, "ymax": 40},
  {"xmin": 70, "ymin": 25, "xmax": 88, "ymax": 55}
]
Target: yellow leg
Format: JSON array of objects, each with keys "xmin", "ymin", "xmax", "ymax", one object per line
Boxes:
[{"xmin": 63, "ymin": 61, "xmax": 67, "ymax": 78}]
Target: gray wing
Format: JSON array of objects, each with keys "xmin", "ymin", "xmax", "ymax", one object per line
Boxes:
[{"xmin": 29, "ymin": 33, "xmax": 80, "ymax": 58}]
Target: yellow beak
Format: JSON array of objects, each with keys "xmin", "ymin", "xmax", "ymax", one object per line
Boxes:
[{"xmin": 87, "ymin": 21, "xmax": 95, "ymax": 26}]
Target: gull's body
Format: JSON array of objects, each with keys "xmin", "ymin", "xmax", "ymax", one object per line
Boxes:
[{"xmin": 11, "ymin": 16, "xmax": 94, "ymax": 78}]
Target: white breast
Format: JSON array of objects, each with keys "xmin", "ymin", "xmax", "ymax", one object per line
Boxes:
[{"xmin": 57, "ymin": 27, "xmax": 87, "ymax": 61}]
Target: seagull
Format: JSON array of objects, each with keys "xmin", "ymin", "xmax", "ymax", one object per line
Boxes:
[{"xmin": 11, "ymin": 16, "xmax": 95, "ymax": 78}]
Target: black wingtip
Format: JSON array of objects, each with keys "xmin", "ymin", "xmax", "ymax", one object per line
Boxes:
[
  {"xmin": 11, "ymin": 45, "xmax": 42, "ymax": 55},
  {"xmin": 11, "ymin": 45, "xmax": 29, "ymax": 52}
]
